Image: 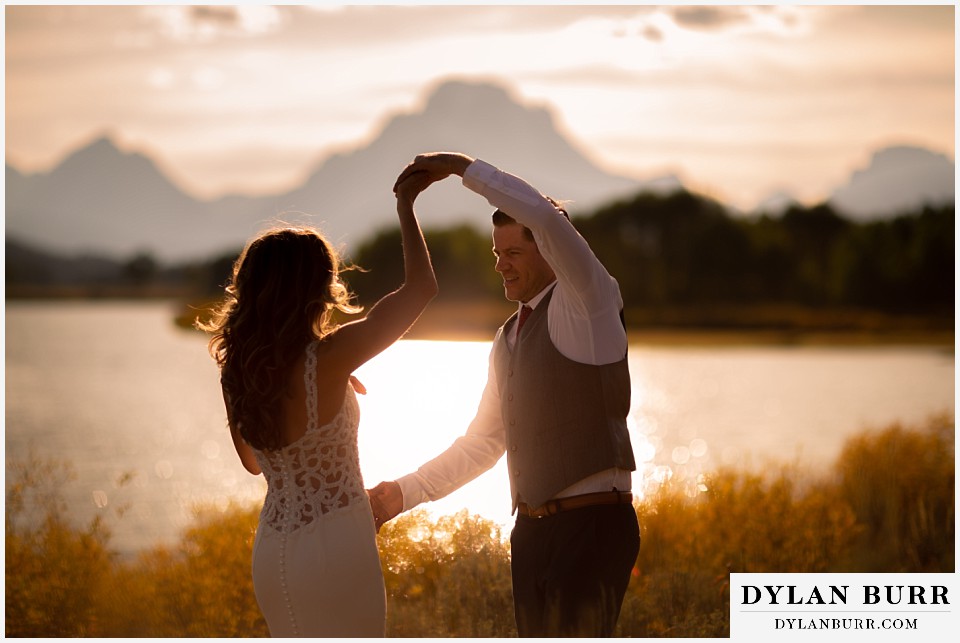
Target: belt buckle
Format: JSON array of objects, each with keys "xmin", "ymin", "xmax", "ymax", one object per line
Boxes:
[
  {"xmin": 523, "ymin": 502, "xmax": 551, "ymax": 518},
  {"xmin": 532, "ymin": 500, "xmax": 558, "ymax": 518}
]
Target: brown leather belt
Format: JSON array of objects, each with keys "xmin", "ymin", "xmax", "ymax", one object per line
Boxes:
[{"xmin": 517, "ymin": 490, "xmax": 634, "ymax": 518}]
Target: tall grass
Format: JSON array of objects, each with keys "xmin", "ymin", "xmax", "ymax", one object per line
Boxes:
[{"xmin": 5, "ymin": 416, "xmax": 953, "ymax": 637}]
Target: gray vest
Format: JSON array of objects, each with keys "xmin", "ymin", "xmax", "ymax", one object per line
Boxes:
[{"xmin": 493, "ymin": 287, "xmax": 636, "ymax": 510}]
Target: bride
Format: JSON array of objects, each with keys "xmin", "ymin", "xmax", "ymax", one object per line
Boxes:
[{"xmin": 198, "ymin": 169, "xmax": 438, "ymax": 636}]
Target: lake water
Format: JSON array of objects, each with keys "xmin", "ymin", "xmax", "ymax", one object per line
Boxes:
[{"xmin": 5, "ymin": 301, "xmax": 955, "ymax": 555}]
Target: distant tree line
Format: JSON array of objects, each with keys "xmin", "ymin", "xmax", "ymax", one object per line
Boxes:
[
  {"xmin": 7, "ymin": 188, "xmax": 953, "ymax": 330},
  {"xmin": 343, "ymin": 190, "xmax": 954, "ymax": 327},
  {"xmin": 5, "ymin": 238, "xmax": 236, "ymax": 299}
]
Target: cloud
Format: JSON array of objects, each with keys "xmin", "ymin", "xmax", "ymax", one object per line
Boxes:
[
  {"xmin": 228, "ymin": 5, "xmax": 283, "ymax": 35},
  {"xmin": 668, "ymin": 5, "xmax": 817, "ymax": 37},
  {"xmin": 529, "ymin": 64, "xmax": 649, "ymax": 87},
  {"xmin": 640, "ymin": 24, "xmax": 665, "ymax": 42},
  {"xmin": 190, "ymin": 5, "xmax": 238, "ymax": 27},
  {"xmin": 143, "ymin": 5, "xmax": 282, "ymax": 43},
  {"xmin": 261, "ymin": 5, "xmax": 661, "ymax": 51},
  {"xmin": 671, "ymin": 6, "xmax": 750, "ymax": 31},
  {"xmin": 5, "ymin": 2, "xmax": 953, "ymax": 203}
]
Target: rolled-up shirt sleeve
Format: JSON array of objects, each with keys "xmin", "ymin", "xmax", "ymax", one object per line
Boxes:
[{"xmin": 396, "ymin": 342, "xmax": 507, "ymax": 511}]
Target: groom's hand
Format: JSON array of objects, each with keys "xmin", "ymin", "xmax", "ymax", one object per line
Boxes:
[
  {"xmin": 367, "ymin": 481, "xmax": 404, "ymax": 532},
  {"xmin": 393, "ymin": 152, "xmax": 474, "ymax": 194},
  {"xmin": 394, "ymin": 169, "xmax": 437, "ymax": 205}
]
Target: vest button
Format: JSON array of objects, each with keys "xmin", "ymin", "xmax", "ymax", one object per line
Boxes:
[
  {"xmin": 514, "ymin": 470, "xmax": 520, "ymax": 477},
  {"xmin": 511, "ymin": 444, "xmax": 518, "ymax": 452},
  {"xmin": 507, "ymin": 393, "xmax": 514, "ymax": 401}
]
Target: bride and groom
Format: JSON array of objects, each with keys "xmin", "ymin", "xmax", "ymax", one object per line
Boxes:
[{"xmin": 202, "ymin": 151, "xmax": 639, "ymax": 637}]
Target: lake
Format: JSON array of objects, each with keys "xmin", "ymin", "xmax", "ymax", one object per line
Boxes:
[{"xmin": 5, "ymin": 300, "xmax": 955, "ymax": 555}]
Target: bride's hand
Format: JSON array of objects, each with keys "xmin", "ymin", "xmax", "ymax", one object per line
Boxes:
[
  {"xmin": 393, "ymin": 152, "xmax": 473, "ymax": 195},
  {"xmin": 394, "ymin": 169, "xmax": 436, "ymax": 205}
]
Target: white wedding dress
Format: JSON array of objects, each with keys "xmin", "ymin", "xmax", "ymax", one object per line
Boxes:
[{"xmin": 250, "ymin": 340, "xmax": 386, "ymax": 637}]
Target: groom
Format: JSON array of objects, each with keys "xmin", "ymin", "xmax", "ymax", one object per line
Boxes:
[{"xmin": 369, "ymin": 152, "xmax": 639, "ymax": 637}]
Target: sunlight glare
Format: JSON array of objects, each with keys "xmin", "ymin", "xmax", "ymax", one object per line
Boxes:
[
  {"xmin": 627, "ymin": 414, "xmax": 656, "ymax": 464},
  {"xmin": 353, "ymin": 340, "xmax": 514, "ymax": 527}
]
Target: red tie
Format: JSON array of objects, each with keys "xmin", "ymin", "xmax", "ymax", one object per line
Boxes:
[{"xmin": 516, "ymin": 305, "xmax": 533, "ymax": 338}]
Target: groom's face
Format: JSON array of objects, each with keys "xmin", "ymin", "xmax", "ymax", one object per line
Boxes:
[{"xmin": 492, "ymin": 223, "xmax": 555, "ymax": 303}]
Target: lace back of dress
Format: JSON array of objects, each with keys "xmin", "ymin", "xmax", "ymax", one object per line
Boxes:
[{"xmin": 255, "ymin": 341, "xmax": 365, "ymax": 533}]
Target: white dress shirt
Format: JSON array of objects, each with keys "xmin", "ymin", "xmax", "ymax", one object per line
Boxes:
[{"xmin": 396, "ymin": 159, "xmax": 632, "ymax": 512}]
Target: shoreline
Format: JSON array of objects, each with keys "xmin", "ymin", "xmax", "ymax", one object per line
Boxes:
[
  {"xmin": 401, "ymin": 302, "xmax": 955, "ymax": 349},
  {"xmin": 404, "ymin": 326, "xmax": 956, "ymax": 349},
  {"xmin": 8, "ymin": 294, "xmax": 954, "ymax": 349}
]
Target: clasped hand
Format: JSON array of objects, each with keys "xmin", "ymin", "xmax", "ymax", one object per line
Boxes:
[
  {"xmin": 367, "ymin": 481, "xmax": 402, "ymax": 533},
  {"xmin": 393, "ymin": 152, "xmax": 474, "ymax": 200}
]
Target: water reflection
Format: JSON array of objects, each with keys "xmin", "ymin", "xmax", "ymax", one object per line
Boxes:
[{"xmin": 4, "ymin": 302, "xmax": 955, "ymax": 554}]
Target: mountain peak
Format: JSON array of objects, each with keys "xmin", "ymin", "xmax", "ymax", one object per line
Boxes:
[
  {"xmin": 829, "ymin": 144, "xmax": 954, "ymax": 218},
  {"xmin": 422, "ymin": 79, "xmax": 530, "ymax": 118},
  {"xmin": 7, "ymin": 82, "xmax": 953, "ymax": 262},
  {"xmin": 868, "ymin": 145, "xmax": 953, "ymax": 171},
  {"xmin": 53, "ymin": 133, "xmax": 138, "ymax": 176},
  {"xmin": 67, "ymin": 132, "xmax": 123, "ymax": 158},
  {"xmin": 297, "ymin": 78, "xmax": 647, "ymax": 232},
  {"xmin": 86, "ymin": 133, "xmax": 122, "ymax": 152},
  {"xmin": 378, "ymin": 78, "xmax": 557, "ymax": 144}
]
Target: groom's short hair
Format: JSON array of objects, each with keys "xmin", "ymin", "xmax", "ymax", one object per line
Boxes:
[{"xmin": 492, "ymin": 197, "xmax": 570, "ymax": 242}]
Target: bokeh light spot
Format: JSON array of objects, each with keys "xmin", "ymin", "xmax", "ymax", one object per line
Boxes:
[{"xmin": 92, "ymin": 489, "xmax": 109, "ymax": 508}]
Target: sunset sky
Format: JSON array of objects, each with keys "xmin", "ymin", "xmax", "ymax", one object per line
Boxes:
[{"xmin": 4, "ymin": 3, "xmax": 955, "ymax": 210}]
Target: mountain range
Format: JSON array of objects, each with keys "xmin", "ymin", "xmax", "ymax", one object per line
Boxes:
[{"xmin": 5, "ymin": 79, "xmax": 955, "ymax": 263}]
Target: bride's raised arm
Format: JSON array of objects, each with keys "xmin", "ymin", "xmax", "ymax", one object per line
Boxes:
[{"xmin": 326, "ymin": 170, "xmax": 439, "ymax": 372}]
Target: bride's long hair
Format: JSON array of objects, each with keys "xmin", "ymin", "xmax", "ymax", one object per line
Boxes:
[{"xmin": 198, "ymin": 226, "xmax": 361, "ymax": 451}]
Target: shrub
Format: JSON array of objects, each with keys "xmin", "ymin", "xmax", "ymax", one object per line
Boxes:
[
  {"xmin": 5, "ymin": 416, "xmax": 953, "ymax": 637},
  {"xmin": 833, "ymin": 413, "xmax": 954, "ymax": 571},
  {"xmin": 377, "ymin": 509, "xmax": 515, "ymax": 637},
  {"xmin": 93, "ymin": 504, "xmax": 267, "ymax": 637},
  {"xmin": 5, "ymin": 455, "xmax": 113, "ymax": 637}
]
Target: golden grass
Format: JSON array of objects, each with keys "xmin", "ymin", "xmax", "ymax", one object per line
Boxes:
[{"xmin": 6, "ymin": 416, "xmax": 953, "ymax": 637}]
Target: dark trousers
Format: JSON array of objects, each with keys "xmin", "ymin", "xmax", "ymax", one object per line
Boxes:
[{"xmin": 510, "ymin": 503, "xmax": 640, "ymax": 637}]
